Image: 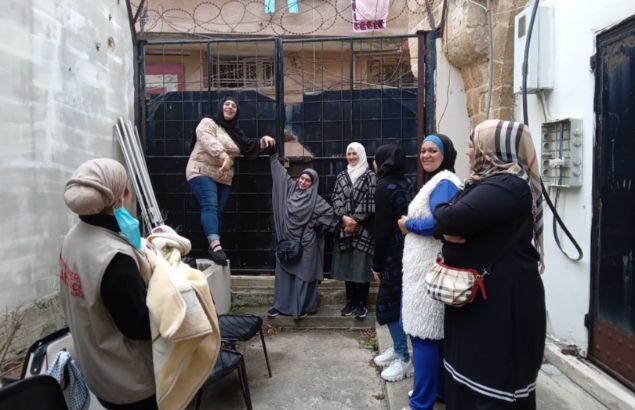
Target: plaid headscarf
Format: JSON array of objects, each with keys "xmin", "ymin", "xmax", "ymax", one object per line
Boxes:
[{"xmin": 469, "ymin": 119, "xmax": 544, "ymax": 272}]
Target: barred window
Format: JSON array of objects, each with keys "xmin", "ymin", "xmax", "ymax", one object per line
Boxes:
[
  {"xmin": 367, "ymin": 58, "xmax": 416, "ymax": 88},
  {"xmin": 212, "ymin": 58, "xmax": 274, "ymax": 88}
]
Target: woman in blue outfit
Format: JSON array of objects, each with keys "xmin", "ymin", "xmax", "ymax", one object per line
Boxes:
[
  {"xmin": 371, "ymin": 144, "xmax": 416, "ymax": 382},
  {"xmin": 398, "ymin": 134, "xmax": 461, "ymax": 410},
  {"xmin": 186, "ymin": 97, "xmax": 275, "ymax": 265}
]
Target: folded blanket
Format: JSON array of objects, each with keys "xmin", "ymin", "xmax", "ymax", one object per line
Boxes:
[{"xmin": 146, "ymin": 228, "xmax": 220, "ymax": 410}]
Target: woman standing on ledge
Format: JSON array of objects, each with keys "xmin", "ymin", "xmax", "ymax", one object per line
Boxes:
[{"xmin": 186, "ymin": 96, "xmax": 275, "ymax": 265}]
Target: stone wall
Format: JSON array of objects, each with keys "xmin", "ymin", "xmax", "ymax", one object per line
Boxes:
[
  {"xmin": 410, "ymin": 0, "xmax": 527, "ymax": 127},
  {"xmin": 0, "ymin": 0, "xmax": 136, "ymax": 366}
]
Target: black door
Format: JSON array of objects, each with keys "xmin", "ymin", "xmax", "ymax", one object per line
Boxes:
[{"xmin": 591, "ymin": 16, "xmax": 635, "ymax": 389}]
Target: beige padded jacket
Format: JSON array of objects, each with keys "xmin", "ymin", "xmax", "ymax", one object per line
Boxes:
[{"xmin": 186, "ymin": 118, "xmax": 241, "ymax": 185}]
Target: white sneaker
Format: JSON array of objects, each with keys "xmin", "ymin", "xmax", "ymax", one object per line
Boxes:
[
  {"xmin": 373, "ymin": 347, "xmax": 396, "ymax": 367},
  {"xmin": 408, "ymin": 389, "xmax": 413, "ymax": 398},
  {"xmin": 381, "ymin": 358, "xmax": 413, "ymax": 382}
]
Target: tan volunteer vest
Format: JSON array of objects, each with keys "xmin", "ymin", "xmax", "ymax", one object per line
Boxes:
[{"xmin": 59, "ymin": 220, "xmax": 154, "ymax": 404}]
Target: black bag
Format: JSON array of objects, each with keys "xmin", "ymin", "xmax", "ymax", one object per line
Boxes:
[
  {"xmin": 275, "ymin": 239, "xmax": 303, "ymax": 262},
  {"xmin": 276, "ymin": 224, "xmax": 306, "ymax": 262}
]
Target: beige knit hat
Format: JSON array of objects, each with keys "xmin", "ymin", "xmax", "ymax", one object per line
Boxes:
[{"xmin": 64, "ymin": 158, "xmax": 128, "ymax": 215}]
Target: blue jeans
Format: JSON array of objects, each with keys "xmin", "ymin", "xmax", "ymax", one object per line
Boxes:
[
  {"xmin": 409, "ymin": 337, "xmax": 444, "ymax": 410},
  {"xmin": 188, "ymin": 176, "xmax": 232, "ymax": 242},
  {"xmin": 387, "ymin": 317, "xmax": 409, "ymax": 362}
]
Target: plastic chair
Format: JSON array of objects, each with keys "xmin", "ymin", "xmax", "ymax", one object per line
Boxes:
[
  {"xmin": 20, "ymin": 328, "xmax": 105, "ymax": 410},
  {"xmin": 0, "ymin": 375, "xmax": 69, "ymax": 410},
  {"xmin": 194, "ymin": 347, "xmax": 252, "ymax": 410},
  {"xmin": 218, "ymin": 314, "xmax": 272, "ymax": 378},
  {"xmin": 21, "ymin": 327, "xmax": 72, "ymax": 378}
]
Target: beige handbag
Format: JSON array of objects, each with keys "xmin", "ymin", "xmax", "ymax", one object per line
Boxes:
[
  {"xmin": 426, "ymin": 217, "xmax": 530, "ymax": 306},
  {"xmin": 424, "ymin": 256, "xmax": 487, "ymax": 307}
]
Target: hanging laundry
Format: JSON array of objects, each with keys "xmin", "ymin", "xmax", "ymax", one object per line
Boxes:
[
  {"xmin": 351, "ymin": 0, "xmax": 390, "ymax": 32},
  {"xmin": 265, "ymin": 0, "xmax": 275, "ymax": 14},
  {"xmin": 288, "ymin": 0, "xmax": 299, "ymax": 13}
]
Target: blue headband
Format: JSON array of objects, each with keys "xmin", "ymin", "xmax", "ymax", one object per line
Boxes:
[{"xmin": 423, "ymin": 135, "xmax": 444, "ymax": 155}]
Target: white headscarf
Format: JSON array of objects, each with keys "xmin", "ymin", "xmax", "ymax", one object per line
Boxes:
[{"xmin": 346, "ymin": 142, "xmax": 368, "ymax": 185}]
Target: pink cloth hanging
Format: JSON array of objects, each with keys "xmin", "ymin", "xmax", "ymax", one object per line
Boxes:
[{"xmin": 351, "ymin": 0, "xmax": 390, "ymax": 32}]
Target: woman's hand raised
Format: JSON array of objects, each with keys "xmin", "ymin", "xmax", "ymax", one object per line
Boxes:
[{"xmin": 260, "ymin": 136, "xmax": 276, "ymax": 149}]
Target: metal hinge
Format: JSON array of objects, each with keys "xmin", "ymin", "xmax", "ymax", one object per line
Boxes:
[
  {"xmin": 584, "ymin": 313, "xmax": 591, "ymax": 328},
  {"xmin": 589, "ymin": 54, "xmax": 597, "ymax": 73}
]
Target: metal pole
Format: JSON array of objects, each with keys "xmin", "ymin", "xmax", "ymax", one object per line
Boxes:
[
  {"xmin": 138, "ymin": 41, "xmax": 147, "ymax": 146},
  {"xmin": 349, "ymin": 39, "xmax": 354, "ymax": 141},
  {"xmin": 416, "ymin": 32, "xmax": 426, "ymax": 187},
  {"xmin": 207, "ymin": 42, "xmax": 212, "ymax": 95},
  {"xmin": 275, "ymin": 38, "xmax": 285, "ymax": 156},
  {"xmin": 114, "ymin": 121, "xmax": 152, "ymax": 231},
  {"xmin": 126, "ymin": 121, "xmax": 163, "ymax": 226},
  {"xmin": 424, "ymin": 30, "xmax": 437, "ymax": 137}
]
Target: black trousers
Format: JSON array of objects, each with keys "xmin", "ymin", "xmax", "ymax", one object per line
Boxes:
[{"xmin": 345, "ymin": 281, "xmax": 370, "ymax": 306}]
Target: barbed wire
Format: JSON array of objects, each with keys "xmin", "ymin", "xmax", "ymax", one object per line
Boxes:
[{"xmin": 134, "ymin": 0, "xmax": 433, "ymax": 37}]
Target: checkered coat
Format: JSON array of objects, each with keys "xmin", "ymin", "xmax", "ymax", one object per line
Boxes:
[{"xmin": 331, "ymin": 169, "xmax": 376, "ymax": 255}]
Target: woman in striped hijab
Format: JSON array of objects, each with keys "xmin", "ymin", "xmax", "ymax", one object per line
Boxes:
[{"xmin": 434, "ymin": 120, "xmax": 546, "ymax": 410}]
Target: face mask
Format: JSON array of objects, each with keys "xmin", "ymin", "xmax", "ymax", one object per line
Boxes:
[{"xmin": 113, "ymin": 206, "xmax": 142, "ymax": 250}]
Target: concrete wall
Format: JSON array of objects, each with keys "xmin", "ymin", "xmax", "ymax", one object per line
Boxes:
[
  {"xmin": 514, "ymin": 0, "xmax": 635, "ymax": 353},
  {"xmin": 434, "ymin": 44, "xmax": 471, "ymax": 180},
  {"xmin": 0, "ymin": 0, "xmax": 136, "ymax": 351}
]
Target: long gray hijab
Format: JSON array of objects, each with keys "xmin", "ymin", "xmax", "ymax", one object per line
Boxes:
[
  {"xmin": 270, "ymin": 155, "xmax": 336, "ymax": 281},
  {"xmin": 272, "ymin": 167, "xmax": 321, "ymax": 242}
]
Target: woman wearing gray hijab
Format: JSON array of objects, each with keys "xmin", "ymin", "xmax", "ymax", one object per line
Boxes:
[{"xmin": 267, "ymin": 153, "xmax": 338, "ymax": 320}]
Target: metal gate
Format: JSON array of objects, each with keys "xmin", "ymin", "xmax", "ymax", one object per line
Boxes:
[
  {"xmin": 591, "ymin": 16, "xmax": 635, "ymax": 389},
  {"xmin": 139, "ymin": 33, "xmax": 435, "ymax": 272}
]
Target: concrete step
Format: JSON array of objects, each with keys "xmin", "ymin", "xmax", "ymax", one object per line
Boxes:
[
  {"xmin": 234, "ymin": 305, "xmax": 376, "ymax": 330},
  {"xmin": 231, "ymin": 276, "xmax": 379, "ymax": 308}
]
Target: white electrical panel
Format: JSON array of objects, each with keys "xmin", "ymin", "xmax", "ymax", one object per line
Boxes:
[
  {"xmin": 513, "ymin": 5, "xmax": 553, "ymax": 94},
  {"xmin": 540, "ymin": 119, "xmax": 582, "ymax": 188}
]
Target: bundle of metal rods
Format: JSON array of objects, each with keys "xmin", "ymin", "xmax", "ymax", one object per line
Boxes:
[{"xmin": 114, "ymin": 117, "xmax": 164, "ymax": 233}]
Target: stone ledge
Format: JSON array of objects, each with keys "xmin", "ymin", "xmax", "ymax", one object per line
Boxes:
[{"xmin": 544, "ymin": 341, "xmax": 635, "ymax": 410}]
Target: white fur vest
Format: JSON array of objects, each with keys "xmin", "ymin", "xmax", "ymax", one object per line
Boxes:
[{"xmin": 401, "ymin": 170, "xmax": 462, "ymax": 340}]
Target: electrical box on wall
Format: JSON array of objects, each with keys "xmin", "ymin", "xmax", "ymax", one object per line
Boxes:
[
  {"xmin": 541, "ymin": 119, "xmax": 582, "ymax": 188},
  {"xmin": 513, "ymin": 5, "xmax": 553, "ymax": 94}
]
